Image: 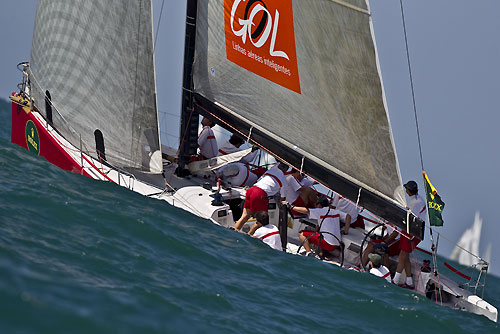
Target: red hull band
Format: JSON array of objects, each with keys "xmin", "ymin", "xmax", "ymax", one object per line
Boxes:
[{"xmin": 11, "ymin": 99, "xmax": 91, "ymax": 178}]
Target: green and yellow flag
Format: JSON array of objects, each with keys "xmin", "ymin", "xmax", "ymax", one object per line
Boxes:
[{"xmin": 423, "ymin": 171, "xmax": 445, "ymax": 226}]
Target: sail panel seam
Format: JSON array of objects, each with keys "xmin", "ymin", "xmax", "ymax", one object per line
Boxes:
[{"xmin": 326, "ymin": 0, "xmax": 370, "ymax": 15}]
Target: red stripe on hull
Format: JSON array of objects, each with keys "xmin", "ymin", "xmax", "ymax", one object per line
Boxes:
[{"xmin": 11, "ymin": 101, "xmax": 91, "ymax": 178}]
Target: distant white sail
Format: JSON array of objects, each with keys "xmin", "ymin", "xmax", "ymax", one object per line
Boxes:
[{"xmin": 450, "ymin": 212, "xmax": 482, "ymax": 266}]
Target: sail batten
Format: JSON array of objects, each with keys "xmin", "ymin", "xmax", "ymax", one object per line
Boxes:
[{"xmin": 30, "ymin": 0, "xmax": 162, "ymax": 173}]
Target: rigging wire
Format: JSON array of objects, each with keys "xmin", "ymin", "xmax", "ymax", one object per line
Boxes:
[
  {"xmin": 154, "ymin": 0, "xmax": 166, "ymax": 51},
  {"xmin": 399, "ymin": 1, "xmax": 442, "ymax": 280},
  {"xmin": 399, "ymin": 0, "xmax": 424, "ymax": 172}
]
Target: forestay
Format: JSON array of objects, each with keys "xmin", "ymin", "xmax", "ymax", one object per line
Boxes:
[
  {"xmin": 192, "ymin": 0, "xmax": 405, "ymax": 208},
  {"xmin": 30, "ymin": 0, "xmax": 162, "ymax": 173}
]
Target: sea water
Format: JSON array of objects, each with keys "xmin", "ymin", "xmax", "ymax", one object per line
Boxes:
[{"xmin": 1, "ymin": 99, "xmax": 499, "ymax": 333}]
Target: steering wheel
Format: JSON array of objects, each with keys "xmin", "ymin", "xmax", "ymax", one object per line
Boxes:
[
  {"xmin": 297, "ymin": 231, "xmax": 344, "ymax": 267},
  {"xmin": 359, "ymin": 224, "xmax": 388, "ymax": 271}
]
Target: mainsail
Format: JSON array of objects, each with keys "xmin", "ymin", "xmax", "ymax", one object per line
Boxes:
[
  {"xmin": 29, "ymin": 0, "xmax": 162, "ymax": 173},
  {"xmin": 189, "ymin": 0, "xmax": 424, "ymax": 237}
]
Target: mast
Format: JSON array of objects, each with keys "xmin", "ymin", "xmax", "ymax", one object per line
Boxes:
[{"xmin": 178, "ymin": 0, "xmax": 200, "ymax": 174}]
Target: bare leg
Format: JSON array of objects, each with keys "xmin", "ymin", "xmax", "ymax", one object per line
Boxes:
[
  {"xmin": 404, "ymin": 253, "xmax": 413, "ymax": 277},
  {"xmin": 396, "ymin": 250, "xmax": 409, "ymax": 274},
  {"xmin": 383, "ymin": 254, "xmax": 390, "ymax": 269},
  {"xmin": 299, "ymin": 232, "xmax": 312, "ymax": 252},
  {"xmin": 234, "ymin": 208, "xmax": 252, "ymax": 231}
]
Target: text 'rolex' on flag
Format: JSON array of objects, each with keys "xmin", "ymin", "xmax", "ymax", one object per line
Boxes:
[
  {"xmin": 224, "ymin": 0, "xmax": 301, "ymax": 94},
  {"xmin": 423, "ymin": 171, "xmax": 445, "ymax": 226}
]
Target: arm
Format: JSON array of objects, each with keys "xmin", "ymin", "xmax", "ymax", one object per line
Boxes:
[
  {"xmin": 383, "ymin": 229, "xmax": 399, "ymax": 244},
  {"xmin": 290, "ymin": 205, "xmax": 310, "ymax": 215},
  {"xmin": 248, "ymin": 222, "xmax": 262, "ymax": 236},
  {"xmin": 198, "ymin": 127, "xmax": 207, "ymax": 147}
]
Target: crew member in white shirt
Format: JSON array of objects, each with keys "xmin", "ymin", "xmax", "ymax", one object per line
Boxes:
[
  {"xmin": 221, "ymin": 163, "xmax": 258, "ymax": 187},
  {"xmin": 331, "ymin": 193, "xmax": 362, "ymax": 227},
  {"xmin": 217, "ymin": 134, "xmax": 258, "ymax": 164},
  {"xmin": 393, "ymin": 180, "xmax": 426, "ymax": 289},
  {"xmin": 292, "ymin": 196, "xmax": 351, "ymax": 256},
  {"xmin": 197, "ymin": 117, "xmax": 218, "ymax": 159},
  {"xmin": 233, "ymin": 162, "xmax": 288, "ymax": 231},
  {"xmin": 248, "ymin": 211, "xmax": 282, "ymax": 251},
  {"xmin": 217, "ymin": 134, "xmax": 260, "ymax": 183},
  {"xmin": 362, "ymin": 222, "xmax": 401, "ymax": 269},
  {"xmin": 368, "ymin": 253, "xmax": 392, "ymax": 283},
  {"xmin": 283, "ymin": 169, "xmax": 317, "ymax": 215}
]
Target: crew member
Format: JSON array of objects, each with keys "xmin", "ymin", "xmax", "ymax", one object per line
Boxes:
[
  {"xmin": 217, "ymin": 133, "xmax": 261, "ymax": 182},
  {"xmin": 331, "ymin": 193, "xmax": 363, "ymax": 228},
  {"xmin": 368, "ymin": 253, "xmax": 392, "ymax": 283},
  {"xmin": 218, "ymin": 133, "xmax": 265, "ymax": 178},
  {"xmin": 233, "ymin": 162, "xmax": 288, "ymax": 231},
  {"xmin": 221, "ymin": 163, "xmax": 258, "ymax": 187},
  {"xmin": 217, "ymin": 134, "xmax": 258, "ymax": 164},
  {"xmin": 393, "ymin": 180, "xmax": 426, "ymax": 289},
  {"xmin": 248, "ymin": 211, "xmax": 282, "ymax": 251},
  {"xmin": 198, "ymin": 117, "xmax": 218, "ymax": 159},
  {"xmin": 361, "ymin": 223, "xmax": 401, "ymax": 268},
  {"xmin": 292, "ymin": 196, "xmax": 351, "ymax": 257},
  {"xmin": 283, "ymin": 169, "xmax": 317, "ymax": 215}
]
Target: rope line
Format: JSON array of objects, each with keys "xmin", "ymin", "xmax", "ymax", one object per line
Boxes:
[{"xmin": 431, "ymin": 228, "xmax": 482, "ymax": 261}]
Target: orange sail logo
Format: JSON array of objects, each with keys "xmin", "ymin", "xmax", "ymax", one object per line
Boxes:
[{"xmin": 224, "ymin": 0, "xmax": 301, "ymax": 94}]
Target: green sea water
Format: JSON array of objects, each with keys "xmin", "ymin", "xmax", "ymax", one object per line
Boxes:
[{"xmin": 0, "ymin": 98, "xmax": 499, "ymax": 333}]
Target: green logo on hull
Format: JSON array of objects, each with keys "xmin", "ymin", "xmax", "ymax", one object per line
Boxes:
[{"xmin": 25, "ymin": 120, "xmax": 40, "ymax": 155}]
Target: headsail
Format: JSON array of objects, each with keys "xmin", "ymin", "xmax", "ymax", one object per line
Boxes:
[
  {"xmin": 450, "ymin": 211, "xmax": 483, "ymax": 266},
  {"xmin": 30, "ymin": 0, "xmax": 162, "ymax": 173},
  {"xmin": 190, "ymin": 0, "xmax": 424, "ymax": 237}
]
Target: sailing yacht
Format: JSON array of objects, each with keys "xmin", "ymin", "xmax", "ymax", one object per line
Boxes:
[
  {"xmin": 450, "ymin": 212, "xmax": 492, "ymax": 267},
  {"xmin": 9, "ymin": 0, "xmax": 497, "ymax": 322}
]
